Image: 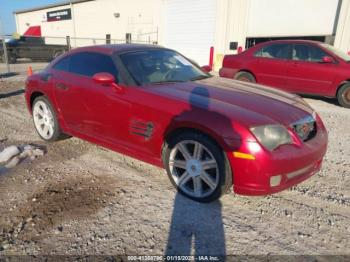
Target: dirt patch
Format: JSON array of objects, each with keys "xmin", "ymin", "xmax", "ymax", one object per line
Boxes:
[
  {"xmin": 1, "ymin": 175, "xmax": 120, "ymax": 245},
  {"xmin": 0, "ymin": 80, "xmax": 24, "ymax": 91}
]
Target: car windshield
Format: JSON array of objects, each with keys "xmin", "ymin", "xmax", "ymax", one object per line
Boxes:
[
  {"xmin": 320, "ymin": 43, "xmax": 350, "ymax": 62},
  {"xmin": 120, "ymin": 49, "xmax": 210, "ymax": 85}
]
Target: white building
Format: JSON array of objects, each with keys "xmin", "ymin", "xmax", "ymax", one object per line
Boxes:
[{"xmin": 14, "ymin": 0, "xmax": 350, "ymax": 69}]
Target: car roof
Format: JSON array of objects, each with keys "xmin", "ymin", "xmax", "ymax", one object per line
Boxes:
[
  {"xmin": 256, "ymin": 39, "xmax": 324, "ymax": 46},
  {"xmin": 68, "ymin": 44, "xmax": 166, "ymax": 55}
]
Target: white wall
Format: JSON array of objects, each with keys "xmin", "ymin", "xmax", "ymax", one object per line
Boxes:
[
  {"xmin": 73, "ymin": 0, "xmax": 162, "ymax": 43},
  {"xmin": 16, "ymin": 3, "xmax": 74, "ymax": 45},
  {"xmin": 164, "ymin": 0, "xmax": 216, "ymax": 65},
  {"xmin": 247, "ymin": 0, "xmax": 339, "ymax": 37},
  {"xmin": 15, "ymin": 0, "xmax": 163, "ymax": 46},
  {"xmin": 213, "ymin": 0, "xmax": 249, "ymax": 69},
  {"xmin": 334, "ymin": 0, "xmax": 350, "ymax": 52}
]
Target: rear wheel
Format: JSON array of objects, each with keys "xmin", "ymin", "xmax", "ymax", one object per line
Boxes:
[
  {"xmin": 235, "ymin": 71, "xmax": 256, "ymax": 83},
  {"xmin": 163, "ymin": 131, "xmax": 232, "ymax": 202},
  {"xmin": 337, "ymin": 83, "xmax": 350, "ymax": 108},
  {"xmin": 32, "ymin": 96, "xmax": 67, "ymax": 141}
]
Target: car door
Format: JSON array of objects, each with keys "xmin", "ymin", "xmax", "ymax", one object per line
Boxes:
[
  {"xmin": 252, "ymin": 43, "xmax": 291, "ymax": 90},
  {"xmin": 285, "ymin": 44, "xmax": 337, "ymax": 95},
  {"xmin": 52, "ymin": 51, "xmax": 131, "ymax": 144}
]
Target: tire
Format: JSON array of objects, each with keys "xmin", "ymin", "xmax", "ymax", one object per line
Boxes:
[
  {"xmin": 235, "ymin": 71, "xmax": 256, "ymax": 83},
  {"xmin": 163, "ymin": 131, "xmax": 232, "ymax": 202},
  {"xmin": 337, "ymin": 83, "xmax": 350, "ymax": 108},
  {"xmin": 32, "ymin": 96, "xmax": 67, "ymax": 141}
]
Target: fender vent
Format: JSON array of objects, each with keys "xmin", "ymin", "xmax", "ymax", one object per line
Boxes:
[{"xmin": 130, "ymin": 120, "xmax": 154, "ymax": 140}]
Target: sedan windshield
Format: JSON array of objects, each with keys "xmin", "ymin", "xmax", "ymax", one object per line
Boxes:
[
  {"xmin": 320, "ymin": 43, "xmax": 350, "ymax": 62},
  {"xmin": 120, "ymin": 49, "xmax": 210, "ymax": 85}
]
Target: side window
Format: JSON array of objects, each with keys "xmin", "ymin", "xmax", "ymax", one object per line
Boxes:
[
  {"xmin": 255, "ymin": 44, "xmax": 290, "ymax": 59},
  {"xmin": 69, "ymin": 52, "xmax": 119, "ymax": 81},
  {"xmin": 52, "ymin": 56, "xmax": 70, "ymax": 72},
  {"xmin": 292, "ymin": 44, "xmax": 328, "ymax": 62}
]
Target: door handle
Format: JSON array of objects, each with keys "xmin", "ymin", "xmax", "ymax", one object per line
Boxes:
[{"xmin": 55, "ymin": 83, "xmax": 69, "ymax": 90}]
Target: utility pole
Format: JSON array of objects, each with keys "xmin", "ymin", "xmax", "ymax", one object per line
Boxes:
[{"xmin": 0, "ymin": 17, "xmax": 10, "ymax": 74}]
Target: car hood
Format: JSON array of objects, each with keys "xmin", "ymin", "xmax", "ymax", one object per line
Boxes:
[{"xmin": 147, "ymin": 76, "xmax": 315, "ymax": 127}]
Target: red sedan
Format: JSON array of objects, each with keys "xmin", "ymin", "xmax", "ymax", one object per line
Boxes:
[
  {"xmin": 219, "ymin": 40, "xmax": 350, "ymax": 108},
  {"xmin": 25, "ymin": 44, "xmax": 328, "ymax": 202}
]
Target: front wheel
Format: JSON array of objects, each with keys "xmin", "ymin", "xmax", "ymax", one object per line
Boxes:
[
  {"xmin": 32, "ymin": 96, "xmax": 66, "ymax": 141},
  {"xmin": 337, "ymin": 83, "xmax": 350, "ymax": 108},
  {"xmin": 163, "ymin": 132, "xmax": 232, "ymax": 202}
]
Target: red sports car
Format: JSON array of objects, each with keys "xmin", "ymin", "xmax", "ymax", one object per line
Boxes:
[
  {"xmin": 25, "ymin": 44, "xmax": 328, "ymax": 202},
  {"xmin": 219, "ymin": 40, "xmax": 350, "ymax": 108}
]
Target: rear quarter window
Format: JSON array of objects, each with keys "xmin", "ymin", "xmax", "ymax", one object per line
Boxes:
[{"xmin": 254, "ymin": 44, "xmax": 290, "ymax": 59}]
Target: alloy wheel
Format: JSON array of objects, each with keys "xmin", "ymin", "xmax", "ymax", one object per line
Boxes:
[
  {"xmin": 169, "ymin": 140, "xmax": 220, "ymax": 199},
  {"xmin": 33, "ymin": 100, "xmax": 55, "ymax": 140}
]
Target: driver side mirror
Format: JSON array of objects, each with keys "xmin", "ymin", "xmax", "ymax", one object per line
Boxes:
[
  {"xmin": 93, "ymin": 72, "xmax": 123, "ymax": 92},
  {"xmin": 201, "ymin": 65, "xmax": 212, "ymax": 73},
  {"xmin": 321, "ymin": 56, "xmax": 335, "ymax": 63}
]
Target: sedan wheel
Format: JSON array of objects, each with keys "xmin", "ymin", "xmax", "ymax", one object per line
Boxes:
[
  {"xmin": 234, "ymin": 71, "xmax": 256, "ymax": 83},
  {"xmin": 164, "ymin": 132, "xmax": 232, "ymax": 202},
  {"xmin": 337, "ymin": 83, "xmax": 350, "ymax": 108}
]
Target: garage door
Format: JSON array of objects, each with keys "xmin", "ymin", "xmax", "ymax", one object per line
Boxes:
[
  {"xmin": 247, "ymin": 0, "xmax": 339, "ymax": 37},
  {"xmin": 164, "ymin": 0, "xmax": 216, "ymax": 66}
]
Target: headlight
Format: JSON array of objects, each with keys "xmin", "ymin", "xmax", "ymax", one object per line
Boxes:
[{"xmin": 250, "ymin": 125, "xmax": 293, "ymax": 151}]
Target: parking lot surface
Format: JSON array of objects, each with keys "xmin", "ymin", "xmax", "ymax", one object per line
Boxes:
[{"xmin": 0, "ymin": 64, "xmax": 349, "ymax": 255}]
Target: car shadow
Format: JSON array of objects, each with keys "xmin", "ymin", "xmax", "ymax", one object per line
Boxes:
[
  {"xmin": 300, "ymin": 94, "xmax": 339, "ymax": 107},
  {"xmin": 166, "ymin": 194, "xmax": 226, "ymax": 256},
  {"xmin": 0, "ymin": 89, "xmax": 25, "ymax": 99},
  {"xmin": 0, "ymin": 72, "xmax": 19, "ymax": 78},
  {"xmin": 165, "ymin": 86, "xmax": 242, "ymax": 257}
]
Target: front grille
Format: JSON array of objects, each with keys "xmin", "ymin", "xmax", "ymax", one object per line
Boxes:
[{"xmin": 292, "ymin": 116, "xmax": 317, "ymax": 142}]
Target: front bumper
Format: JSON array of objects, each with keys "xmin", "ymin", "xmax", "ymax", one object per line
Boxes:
[{"xmin": 227, "ymin": 123, "xmax": 328, "ymax": 196}]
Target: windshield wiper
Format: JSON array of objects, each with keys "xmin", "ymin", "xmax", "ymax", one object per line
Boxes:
[{"xmin": 190, "ymin": 75, "xmax": 212, "ymax": 81}]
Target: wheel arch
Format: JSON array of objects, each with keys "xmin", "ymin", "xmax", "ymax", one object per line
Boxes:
[
  {"xmin": 236, "ymin": 69, "xmax": 256, "ymax": 80},
  {"xmin": 162, "ymin": 124, "xmax": 235, "ymax": 161},
  {"xmin": 30, "ymin": 91, "xmax": 45, "ymax": 111},
  {"xmin": 164, "ymin": 126, "xmax": 222, "ymax": 151}
]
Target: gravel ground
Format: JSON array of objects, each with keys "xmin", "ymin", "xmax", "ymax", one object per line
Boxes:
[{"xmin": 0, "ymin": 73, "xmax": 349, "ymax": 257}]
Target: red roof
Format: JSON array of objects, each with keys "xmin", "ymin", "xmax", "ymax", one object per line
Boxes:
[{"xmin": 23, "ymin": 26, "xmax": 41, "ymax": 37}]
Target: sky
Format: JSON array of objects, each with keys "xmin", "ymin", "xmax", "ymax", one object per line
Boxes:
[{"xmin": 0, "ymin": 0, "xmax": 63, "ymax": 35}]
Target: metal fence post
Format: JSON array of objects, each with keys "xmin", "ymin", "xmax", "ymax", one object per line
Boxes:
[
  {"xmin": 106, "ymin": 34, "xmax": 111, "ymax": 44},
  {"xmin": 0, "ymin": 19, "xmax": 10, "ymax": 74},
  {"xmin": 66, "ymin": 36, "xmax": 71, "ymax": 50},
  {"xmin": 126, "ymin": 33, "xmax": 131, "ymax": 44}
]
